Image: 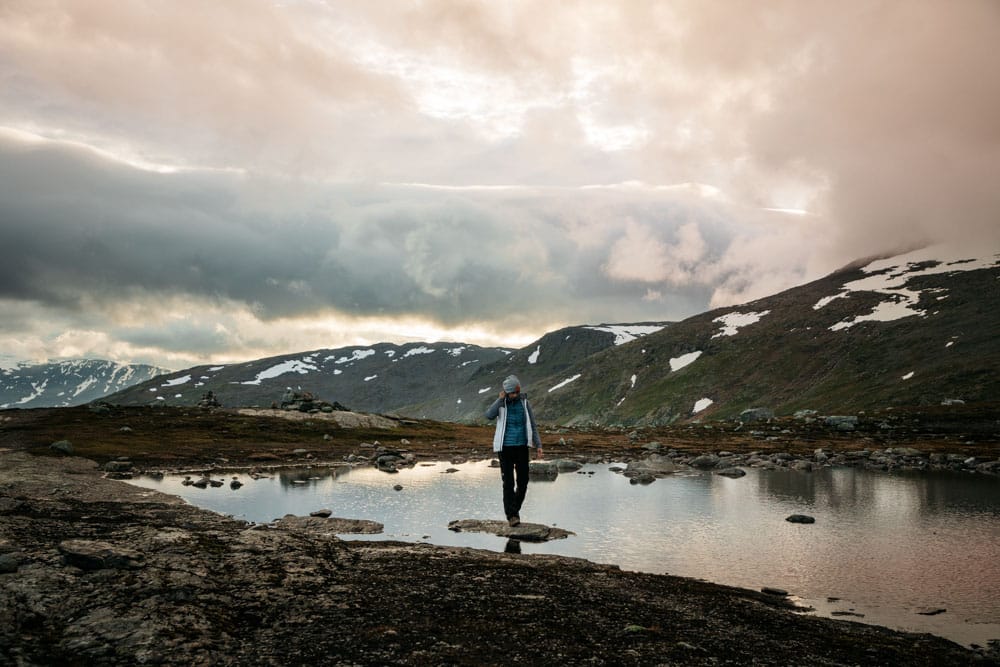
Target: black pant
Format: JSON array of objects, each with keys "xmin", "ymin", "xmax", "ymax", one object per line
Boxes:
[{"xmin": 499, "ymin": 445, "xmax": 530, "ymax": 519}]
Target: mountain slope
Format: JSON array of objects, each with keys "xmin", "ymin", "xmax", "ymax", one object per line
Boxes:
[
  {"xmin": 528, "ymin": 247, "xmax": 1000, "ymax": 425},
  {"xmin": 0, "ymin": 360, "xmax": 168, "ymax": 409}
]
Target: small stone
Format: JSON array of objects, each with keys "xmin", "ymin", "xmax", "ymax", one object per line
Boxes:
[
  {"xmin": 715, "ymin": 467, "xmax": 746, "ymax": 478},
  {"xmin": 393, "ymin": 484, "xmax": 403, "ymax": 491},
  {"xmin": 310, "ymin": 509, "xmax": 333, "ymax": 518},
  {"xmin": 49, "ymin": 440, "xmax": 74, "ymax": 455},
  {"xmin": 786, "ymin": 514, "xmax": 815, "ymax": 524},
  {"xmin": 0, "ymin": 553, "xmax": 21, "ymax": 573},
  {"xmin": 230, "ymin": 480, "xmax": 243, "ymax": 489},
  {"xmin": 916, "ymin": 607, "xmax": 947, "ymax": 616}
]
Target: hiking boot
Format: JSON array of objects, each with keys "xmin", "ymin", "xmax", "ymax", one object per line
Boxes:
[{"xmin": 509, "ymin": 515, "xmax": 520, "ymax": 527}]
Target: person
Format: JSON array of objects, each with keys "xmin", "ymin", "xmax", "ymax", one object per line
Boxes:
[{"xmin": 485, "ymin": 374, "xmax": 542, "ymax": 527}]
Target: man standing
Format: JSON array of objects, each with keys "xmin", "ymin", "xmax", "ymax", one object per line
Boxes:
[{"xmin": 485, "ymin": 374, "xmax": 543, "ymax": 526}]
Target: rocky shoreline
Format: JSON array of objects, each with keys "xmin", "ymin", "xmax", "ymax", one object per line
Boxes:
[{"xmin": 1, "ymin": 449, "xmax": 998, "ymax": 665}]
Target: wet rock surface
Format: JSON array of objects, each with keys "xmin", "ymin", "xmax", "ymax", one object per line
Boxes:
[{"xmin": 0, "ymin": 451, "xmax": 989, "ymax": 666}]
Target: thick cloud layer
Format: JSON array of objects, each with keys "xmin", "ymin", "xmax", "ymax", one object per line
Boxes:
[{"xmin": 1, "ymin": 1, "xmax": 998, "ymax": 367}]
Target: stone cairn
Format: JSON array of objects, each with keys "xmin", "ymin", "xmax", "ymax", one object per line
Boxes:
[
  {"xmin": 278, "ymin": 389, "xmax": 348, "ymax": 414},
  {"xmin": 196, "ymin": 390, "xmax": 221, "ymax": 409}
]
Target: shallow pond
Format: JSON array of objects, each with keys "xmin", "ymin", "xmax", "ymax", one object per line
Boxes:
[{"xmin": 129, "ymin": 461, "xmax": 1000, "ymax": 648}]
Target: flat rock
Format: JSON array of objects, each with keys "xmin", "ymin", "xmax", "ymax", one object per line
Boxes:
[
  {"xmin": 715, "ymin": 467, "xmax": 747, "ymax": 478},
  {"xmin": 447, "ymin": 519, "xmax": 573, "ymax": 542},
  {"xmin": 273, "ymin": 514, "xmax": 383, "ymax": 534},
  {"xmin": 786, "ymin": 514, "xmax": 816, "ymax": 524},
  {"xmin": 237, "ymin": 408, "xmax": 398, "ymax": 430}
]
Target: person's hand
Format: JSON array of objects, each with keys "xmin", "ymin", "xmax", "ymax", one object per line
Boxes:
[
  {"xmin": 498, "ymin": 390, "xmax": 506, "ymax": 399},
  {"xmin": 535, "ymin": 447, "xmax": 543, "ymax": 460}
]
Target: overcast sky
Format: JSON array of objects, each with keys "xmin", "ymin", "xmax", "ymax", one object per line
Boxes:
[{"xmin": 2, "ymin": 1, "xmax": 999, "ymax": 370}]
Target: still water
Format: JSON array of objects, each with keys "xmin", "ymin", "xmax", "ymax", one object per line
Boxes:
[{"xmin": 129, "ymin": 461, "xmax": 1000, "ymax": 647}]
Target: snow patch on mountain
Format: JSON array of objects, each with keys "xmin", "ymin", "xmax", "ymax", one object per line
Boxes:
[
  {"xmin": 403, "ymin": 346, "xmax": 435, "ymax": 358},
  {"xmin": 242, "ymin": 360, "xmax": 317, "ymax": 386},
  {"xmin": 669, "ymin": 351, "xmax": 703, "ymax": 371},
  {"xmin": 712, "ymin": 311, "xmax": 770, "ymax": 338},
  {"xmin": 693, "ymin": 398, "xmax": 714, "ymax": 413},
  {"xmin": 818, "ymin": 247, "xmax": 1000, "ymax": 331},
  {"xmin": 72, "ymin": 377, "xmax": 97, "ymax": 398},
  {"xmin": 162, "ymin": 375, "xmax": 192, "ymax": 387},
  {"xmin": 549, "ymin": 374, "xmax": 581, "ymax": 392},
  {"xmin": 528, "ymin": 346, "xmax": 541, "ymax": 364},
  {"xmin": 586, "ymin": 324, "xmax": 665, "ymax": 345},
  {"xmin": 331, "ymin": 349, "xmax": 376, "ymax": 364}
]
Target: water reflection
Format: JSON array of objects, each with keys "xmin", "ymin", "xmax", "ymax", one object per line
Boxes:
[{"xmin": 128, "ymin": 462, "xmax": 1000, "ymax": 647}]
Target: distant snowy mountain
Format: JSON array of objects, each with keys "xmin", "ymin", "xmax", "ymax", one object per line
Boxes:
[
  {"xmin": 103, "ymin": 324, "xmax": 670, "ymax": 420},
  {"xmin": 0, "ymin": 360, "xmax": 169, "ymax": 409}
]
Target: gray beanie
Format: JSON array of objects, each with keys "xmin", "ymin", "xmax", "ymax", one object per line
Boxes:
[{"xmin": 502, "ymin": 375, "xmax": 520, "ymax": 393}]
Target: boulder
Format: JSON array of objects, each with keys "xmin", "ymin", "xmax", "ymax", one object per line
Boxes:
[
  {"xmin": 529, "ymin": 461, "xmax": 559, "ymax": 478},
  {"xmin": 629, "ymin": 473, "xmax": 656, "ymax": 485},
  {"xmin": 976, "ymin": 461, "xmax": 1000, "ymax": 474},
  {"xmin": 739, "ymin": 408, "xmax": 774, "ymax": 423},
  {"xmin": 890, "ymin": 447, "xmax": 923, "ymax": 457},
  {"xmin": 715, "ymin": 467, "xmax": 747, "ymax": 478},
  {"xmin": 310, "ymin": 509, "xmax": 333, "ymax": 518},
  {"xmin": 688, "ymin": 454, "xmax": 721, "ymax": 469},
  {"xmin": 551, "ymin": 459, "xmax": 583, "ymax": 472},
  {"xmin": 49, "ymin": 440, "xmax": 74, "ymax": 456},
  {"xmin": 59, "ymin": 540, "xmax": 144, "ymax": 570},
  {"xmin": 625, "ymin": 454, "xmax": 681, "ymax": 475},
  {"xmin": 824, "ymin": 416, "xmax": 858, "ymax": 431},
  {"xmin": 447, "ymin": 519, "xmax": 573, "ymax": 542},
  {"xmin": 785, "ymin": 515, "xmax": 816, "ymax": 524},
  {"xmin": 103, "ymin": 460, "xmax": 133, "ymax": 473},
  {"xmin": 791, "ymin": 461, "xmax": 814, "ymax": 472}
]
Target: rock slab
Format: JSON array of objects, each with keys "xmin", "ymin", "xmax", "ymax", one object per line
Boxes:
[
  {"xmin": 447, "ymin": 519, "xmax": 574, "ymax": 542},
  {"xmin": 273, "ymin": 515, "xmax": 384, "ymax": 534}
]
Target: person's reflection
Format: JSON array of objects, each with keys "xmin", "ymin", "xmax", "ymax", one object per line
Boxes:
[{"xmin": 504, "ymin": 538, "xmax": 522, "ymax": 554}]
